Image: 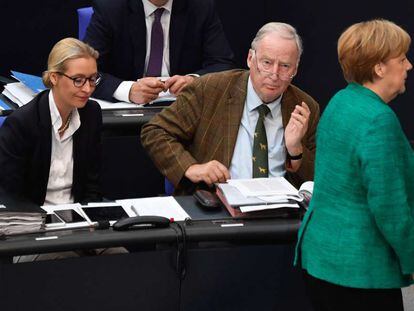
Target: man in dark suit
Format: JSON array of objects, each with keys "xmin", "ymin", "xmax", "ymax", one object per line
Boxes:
[
  {"xmin": 84, "ymin": 0, "xmax": 235, "ymax": 104},
  {"xmin": 141, "ymin": 23, "xmax": 320, "ymax": 194}
]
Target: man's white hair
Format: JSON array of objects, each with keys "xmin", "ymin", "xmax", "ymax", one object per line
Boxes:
[{"xmin": 251, "ymin": 22, "xmax": 303, "ymax": 59}]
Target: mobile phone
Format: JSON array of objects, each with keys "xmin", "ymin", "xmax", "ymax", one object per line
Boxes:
[
  {"xmin": 81, "ymin": 205, "xmax": 128, "ymax": 222},
  {"xmin": 54, "ymin": 209, "xmax": 86, "ymax": 223},
  {"xmin": 45, "ymin": 213, "xmax": 65, "ymax": 225}
]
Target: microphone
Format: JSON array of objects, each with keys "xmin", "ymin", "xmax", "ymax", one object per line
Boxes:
[{"xmin": 91, "ymin": 220, "xmax": 110, "ymax": 230}]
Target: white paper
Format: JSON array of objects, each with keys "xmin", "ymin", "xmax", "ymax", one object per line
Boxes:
[
  {"xmin": 116, "ymin": 196, "xmax": 190, "ymax": 221},
  {"xmin": 240, "ymin": 202, "xmax": 299, "ymax": 213},
  {"xmin": 91, "ymin": 97, "xmax": 138, "ymax": 110},
  {"xmin": 3, "ymin": 82, "xmax": 35, "ymax": 106},
  {"xmin": 2, "ymin": 88, "xmax": 25, "ymax": 107},
  {"xmin": 228, "ymin": 177, "xmax": 299, "ymax": 197}
]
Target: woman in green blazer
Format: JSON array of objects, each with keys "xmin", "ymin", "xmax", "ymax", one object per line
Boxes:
[{"xmin": 295, "ymin": 19, "xmax": 414, "ymax": 310}]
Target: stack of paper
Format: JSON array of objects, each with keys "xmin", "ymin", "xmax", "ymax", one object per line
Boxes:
[
  {"xmin": 0, "ymin": 196, "xmax": 46, "ymax": 236},
  {"xmin": 1, "ymin": 71, "xmax": 46, "ymax": 107},
  {"xmin": 216, "ymin": 177, "xmax": 313, "ymax": 217},
  {"xmin": 0, "ymin": 212, "xmax": 45, "ymax": 235}
]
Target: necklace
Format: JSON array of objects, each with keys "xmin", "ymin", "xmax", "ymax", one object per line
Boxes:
[{"xmin": 58, "ymin": 111, "xmax": 73, "ymax": 135}]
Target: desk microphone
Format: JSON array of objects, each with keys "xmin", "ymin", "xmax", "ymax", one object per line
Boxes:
[{"xmin": 91, "ymin": 220, "xmax": 110, "ymax": 230}]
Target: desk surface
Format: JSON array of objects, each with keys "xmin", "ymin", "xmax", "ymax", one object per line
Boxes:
[
  {"xmin": 102, "ymin": 108, "xmax": 160, "ymax": 128},
  {"xmin": 0, "ymin": 196, "xmax": 302, "ymax": 257}
]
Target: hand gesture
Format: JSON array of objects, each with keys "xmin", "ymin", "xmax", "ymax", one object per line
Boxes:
[
  {"xmin": 184, "ymin": 160, "xmax": 230, "ymax": 186},
  {"xmin": 164, "ymin": 75, "xmax": 195, "ymax": 95},
  {"xmin": 284, "ymin": 101, "xmax": 310, "ymax": 155},
  {"xmin": 129, "ymin": 77, "xmax": 166, "ymax": 104}
]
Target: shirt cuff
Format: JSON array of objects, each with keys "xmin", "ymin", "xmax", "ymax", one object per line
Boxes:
[{"xmin": 113, "ymin": 81, "xmax": 135, "ymax": 103}]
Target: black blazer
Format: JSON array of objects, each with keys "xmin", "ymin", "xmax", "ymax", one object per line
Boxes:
[
  {"xmin": 0, "ymin": 91, "xmax": 102, "ymax": 206},
  {"xmin": 84, "ymin": 0, "xmax": 235, "ymax": 101}
]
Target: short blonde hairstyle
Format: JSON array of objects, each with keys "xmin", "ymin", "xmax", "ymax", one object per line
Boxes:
[
  {"xmin": 42, "ymin": 38, "xmax": 99, "ymax": 88},
  {"xmin": 338, "ymin": 19, "xmax": 411, "ymax": 84}
]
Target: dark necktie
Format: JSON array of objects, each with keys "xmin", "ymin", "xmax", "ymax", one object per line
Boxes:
[
  {"xmin": 146, "ymin": 8, "xmax": 165, "ymax": 77},
  {"xmin": 252, "ymin": 104, "xmax": 270, "ymax": 178}
]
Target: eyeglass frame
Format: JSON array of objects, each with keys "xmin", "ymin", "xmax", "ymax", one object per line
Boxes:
[
  {"xmin": 250, "ymin": 49, "xmax": 296, "ymax": 81},
  {"xmin": 56, "ymin": 72, "xmax": 102, "ymax": 88}
]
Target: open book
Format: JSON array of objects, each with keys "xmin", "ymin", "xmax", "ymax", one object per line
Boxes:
[{"xmin": 216, "ymin": 177, "xmax": 313, "ymax": 217}]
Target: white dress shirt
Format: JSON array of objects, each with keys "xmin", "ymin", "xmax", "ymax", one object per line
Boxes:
[
  {"xmin": 229, "ymin": 78, "xmax": 286, "ymax": 179},
  {"xmin": 44, "ymin": 90, "xmax": 81, "ymax": 205},
  {"xmin": 113, "ymin": 0, "xmax": 173, "ymax": 102}
]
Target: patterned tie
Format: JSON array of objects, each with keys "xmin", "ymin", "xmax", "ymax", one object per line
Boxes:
[
  {"xmin": 146, "ymin": 8, "xmax": 165, "ymax": 77},
  {"xmin": 252, "ymin": 104, "xmax": 270, "ymax": 178}
]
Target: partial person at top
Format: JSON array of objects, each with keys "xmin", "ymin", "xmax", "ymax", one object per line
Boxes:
[
  {"xmin": 141, "ymin": 22, "xmax": 320, "ymax": 194},
  {"xmin": 84, "ymin": 0, "xmax": 235, "ymax": 104},
  {"xmin": 295, "ymin": 19, "xmax": 414, "ymax": 311},
  {"xmin": 0, "ymin": 38, "xmax": 102, "ymax": 206}
]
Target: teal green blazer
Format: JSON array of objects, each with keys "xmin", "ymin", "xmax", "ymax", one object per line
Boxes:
[{"xmin": 295, "ymin": 83, "xmax": 414, "ymax": 288}]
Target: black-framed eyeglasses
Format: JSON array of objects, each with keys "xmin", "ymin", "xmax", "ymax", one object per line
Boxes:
[
  {"xmin": 251, "ymin": 49, "xmax": 295, "ymax": 81},
  {"xmin": 56, "ymin": 72, "xmax": 102, "ymax": 88}
]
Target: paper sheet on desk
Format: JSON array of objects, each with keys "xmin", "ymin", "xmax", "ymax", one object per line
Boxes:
[
  {"xmin": 228, "ymin": 177, "xmax": 300, "ymax": 198},
  {"xmin": 239, "ymin": 202, "xmax": 299, "ymax": 213},
  {"xmin": 145, "ymin": 90, "xmax": 176, "ymax": 106},
  {"xmin": 91, "ymin": 89, "xmax": 176, "ymax": 110},
  {"xmin": 116, "ymin": 196, "xmax": 190, "ymax": 221},
  {"xmin": 91, "ymin": 97, "xmax": 138, "ymax": 110},
  {"xmin": 2, "ymin": 82, "xmax": 35, "ymax": 106}
]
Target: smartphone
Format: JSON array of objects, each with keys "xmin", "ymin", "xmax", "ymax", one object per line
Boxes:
[
  {"xmin": 81, "ymin": 205, "xmax": 128, "ymax": 222},
  {"xmin": 45, "ymin": 213, "xmax": 65, "ymax": 225},
  {"xmin": 54, "ymin": 209, "xmax": 86, "ymax": 223}
]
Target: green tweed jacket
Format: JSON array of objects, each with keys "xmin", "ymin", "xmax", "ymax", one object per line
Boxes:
[
  {"xmin": 141, "ymin": 69, "xmax": 320, "ymax": 194},
  {"xmin": 296, "ymin": 83, "xmax": 414, "ymax": 288}
]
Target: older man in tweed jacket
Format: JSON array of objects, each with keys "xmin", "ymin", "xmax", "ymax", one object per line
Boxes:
[{"xmin": 141, "ymin": 23, "xmax": 320, "ymax": 194}]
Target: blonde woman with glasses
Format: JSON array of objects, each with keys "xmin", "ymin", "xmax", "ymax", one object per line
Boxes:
[{"xmin": 0, "ymin": 38, "xmax": 103, "ymax": 206}]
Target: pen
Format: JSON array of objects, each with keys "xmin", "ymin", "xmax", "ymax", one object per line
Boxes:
[
  {"xmin": 130, "ymin": 205, "xmax": 140, "ymax": 216},
  {"xmin": 36, "ymin": 236, "xmax": 58, "ymax": 241},
  {"xmin": 121, "ymin": 113, "xmax": 144, "ymax": 117}
]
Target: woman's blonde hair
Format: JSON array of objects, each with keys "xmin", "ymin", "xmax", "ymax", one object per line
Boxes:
[
  {"xmin": 338, "ymin": 19, "xmax": 411, "ymax": 84},
  {"xmin": 42, "ymin": 38, "xmax": 99, "ymax": 88}
]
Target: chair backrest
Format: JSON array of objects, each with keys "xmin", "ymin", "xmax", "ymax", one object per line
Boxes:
[
  {"xmin": 0, "ymin": 116, "xmax": 6, "ymax": 127},
  {"xmin": 165, "ymin": 178, "xmax": 175, "ymax": 196},
  {"xmin": 77, "ymin": 7, "xmax": 94, "ymax": 40}
]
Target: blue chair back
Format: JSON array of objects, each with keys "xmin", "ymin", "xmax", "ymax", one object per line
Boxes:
[
  {"xmin": 77, "ymin": 7, "xmax": 94, "ymax": 40},
  {"xmin": 165, "ymin": 179, "xmax": 175, "ymax": 196},
  {"xmin": 0, "ymin": 116, "xmax": 6, "ymax": 127}
]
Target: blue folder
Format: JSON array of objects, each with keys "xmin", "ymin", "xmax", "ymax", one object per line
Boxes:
[
  {"xmin": 0, "ymin": 98, "xmax": 11, "ymax": 110},
  {"xmin": 11, "ymin": 70, "xmax": 46, "ymax": 93}
]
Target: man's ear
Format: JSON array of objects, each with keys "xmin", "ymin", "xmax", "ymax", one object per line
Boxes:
[{"xmin": 247, "ymin": 49, "xmax": 253, "ymax": 69}]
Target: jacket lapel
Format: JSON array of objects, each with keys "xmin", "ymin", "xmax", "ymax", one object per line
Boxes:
[
  {"xmin": 223, "ymin": 71, "xmax": 249, "ymax": 167},
  {"xmin": 169, "ymin": 0, "xmax": 188, "ymax": 74},
  {"xmin": 280, "ymin": 85, "xmax": 298, "ymax": 129},
  {"xmin": 37, "ymin": 91, "xmax": 52, "ymax": 202},
  {"xmin": 72, "ymin": 112, "xmax": 84, "ymax": 200},
  {"xmin": 128, "ymin": 0, "xmax": 147, "ymax": 77}
]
